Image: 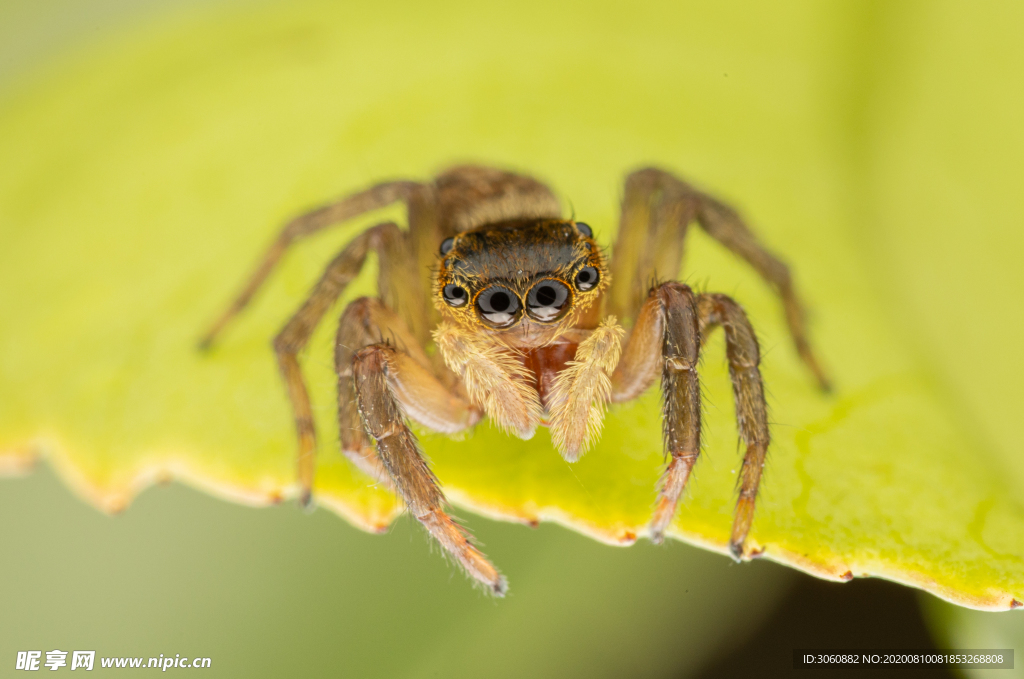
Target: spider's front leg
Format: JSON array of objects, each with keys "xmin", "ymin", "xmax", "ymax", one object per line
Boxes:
[
  {"xmin": 608, "ymin": 168, "xmax": 830, "ymax": 391},
  {"xmin": 611, "ymin": 283, "xmax": 769, "ymax": 558},
  {"xmin": 696, "ymin": 293, "xmax": 769, "ymax": 558},
  {"xmin": 269, "ymin": 221, "xmax": 414, "ymax": 505},
  {"xmin": 611, "ymin": 283, "xmax": 702, "ymax": 545},
  {"xmin": 351, "ymin": 343, "xmax": 506, "ymax": 595},
  {"xmin": 336, "ymin": 297, "xmax": 479, "ymax": 484}
]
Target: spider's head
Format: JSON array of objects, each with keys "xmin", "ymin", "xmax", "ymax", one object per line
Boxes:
[{"xmin": 434, "ymin": 219, "xmax": 608, "ymax": 345}]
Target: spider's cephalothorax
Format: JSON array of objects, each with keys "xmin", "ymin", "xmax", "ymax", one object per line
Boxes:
[
  {"xmin": 201, "ymin": 165, "xmax": 829, "ymax": 596},
  {"xmin": 436, "ymin": 219, "xmax": 607, "ymax": 339}
]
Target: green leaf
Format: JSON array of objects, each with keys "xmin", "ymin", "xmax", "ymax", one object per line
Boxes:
[
  {"xmin": 1, "ymin": 0, "xmax": 1021, "ymax": 609},
  {"xmin": 923, "ymin": 595, "xmax": 1024, "ymax": 674}
]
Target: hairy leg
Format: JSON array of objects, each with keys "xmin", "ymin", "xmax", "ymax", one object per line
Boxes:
[
  {"xmin": 433, "ymin": 321, "xmax": 543, "ymax": 440},
  {"xmin": 546, "ymin": 317, "xmax": 624, "ymax": 461},
  {"xmin": 336, "ymin": 297, "xmax": 480, "ymax": 483},
  {"xmin": 609, "ymin": 282, "xmax": 702, "ymax": 544},
  {"xmin": 696, "ymin": 293, "xmax": 769, "ymax": 559},
  {"xmin": 200, "ymin": 180, "xmax": 419, "ymax": 348},
  {"xmin": 607, "ymin": 169, "xmax": 693, "ymax": 323},
  {"xmin": 353, "ymin": 344, "xmax": 507, "ymax": 595},
  {"xmin": 271, "ymin": 222, "xmax": 408, "ymax": 505},
  {"xmin": 607, "ymin": 167, "xmax": 829, "ymax": 390}
]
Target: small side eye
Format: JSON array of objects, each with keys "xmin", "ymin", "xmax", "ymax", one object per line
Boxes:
[
  {"xmin": 575, "ymin": 266, "xmax": 599, "ymax": 291},
  {"xmin": 575, "ymin": 222, "xmax": 593, "ymax": 238},
  {"xmin": 442, "ymin": 283, "xmax": 468, "ymax": 307},
  {"xmin": 476, "ymin": 286, "xmax": 521, "ymax": 327},
  {"xmin": 440, "ymin": 237, "xmax": 455, "ymax": 255},
  {"xmin": 526, "ymin": 280, "xmax": 571, "ymax": 322}
]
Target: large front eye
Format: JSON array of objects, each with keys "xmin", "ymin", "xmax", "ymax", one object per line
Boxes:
[
  {"xmin": 476, "ymin": 286, "xmax": 521, "ymax": 327},
  {"xmin": 526, "ymin": 280, "xmax": 571, "ymax": 322},
  {"xmin": 442, "ymin": 283, "xmax": 468, "ymax": 307},
  {"xmin": 575, "ymin": 266, "xmax": 600, "ymax": 291}
]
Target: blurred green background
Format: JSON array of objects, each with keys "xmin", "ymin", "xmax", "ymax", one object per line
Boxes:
[{"xmin": 1, "ymin": 0, "xmax": 1023, "ymax": 677}]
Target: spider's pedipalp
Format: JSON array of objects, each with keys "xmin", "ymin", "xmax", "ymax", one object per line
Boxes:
[
  {"xmin": 547, "ymin": 317, "xmax": 624, "ymax": 461},
  {"xmin": 433, "ymin": 321, "xmax": 542, "ymax": 439}
]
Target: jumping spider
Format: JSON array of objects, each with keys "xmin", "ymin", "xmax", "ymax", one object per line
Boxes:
[{"xmin": 200, "ymin": 165, "xmax": 828, "ymax": 595}]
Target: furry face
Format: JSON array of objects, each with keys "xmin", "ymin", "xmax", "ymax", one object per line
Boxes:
[{"xmin": 434, "ymin": 219, "xmax": 608, "ymax": 345}]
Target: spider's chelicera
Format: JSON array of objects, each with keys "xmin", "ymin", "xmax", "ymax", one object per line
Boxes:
[{"xmin": 200, "ymin": 165, "xmax": 829, "ymax": 596}]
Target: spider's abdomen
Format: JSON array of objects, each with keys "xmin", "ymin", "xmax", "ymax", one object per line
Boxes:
[{"xmin": 434, "ymin": 165, "xmax": 561, "ymax": 234}]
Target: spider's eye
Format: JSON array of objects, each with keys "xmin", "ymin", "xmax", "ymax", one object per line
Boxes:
[
  {"xmin": 575, "ymin": 266, "xmax": 600, "ymax": 291},
  {"xmin": 575, "ymin": 222, "xmax": 593, "ymax": 238},
  {"xmin": 476, "ymin": 286, "xmax": 521, "ymax": 327},
  {"xmin": 526, "ymin": 280, "xmax": 571, "ymax": 322},
  {"xmin": 440, "ymin": 237, "xmax": 455, "ymax": 255},
  {"xmin": 442, "ymin": 283, "xmax": 468, "ymax": 307}
]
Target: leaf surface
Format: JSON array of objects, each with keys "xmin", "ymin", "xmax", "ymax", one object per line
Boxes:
[{"xmin": 0, "ymin": 0, "xmax": 1021, "ymax": 610}]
